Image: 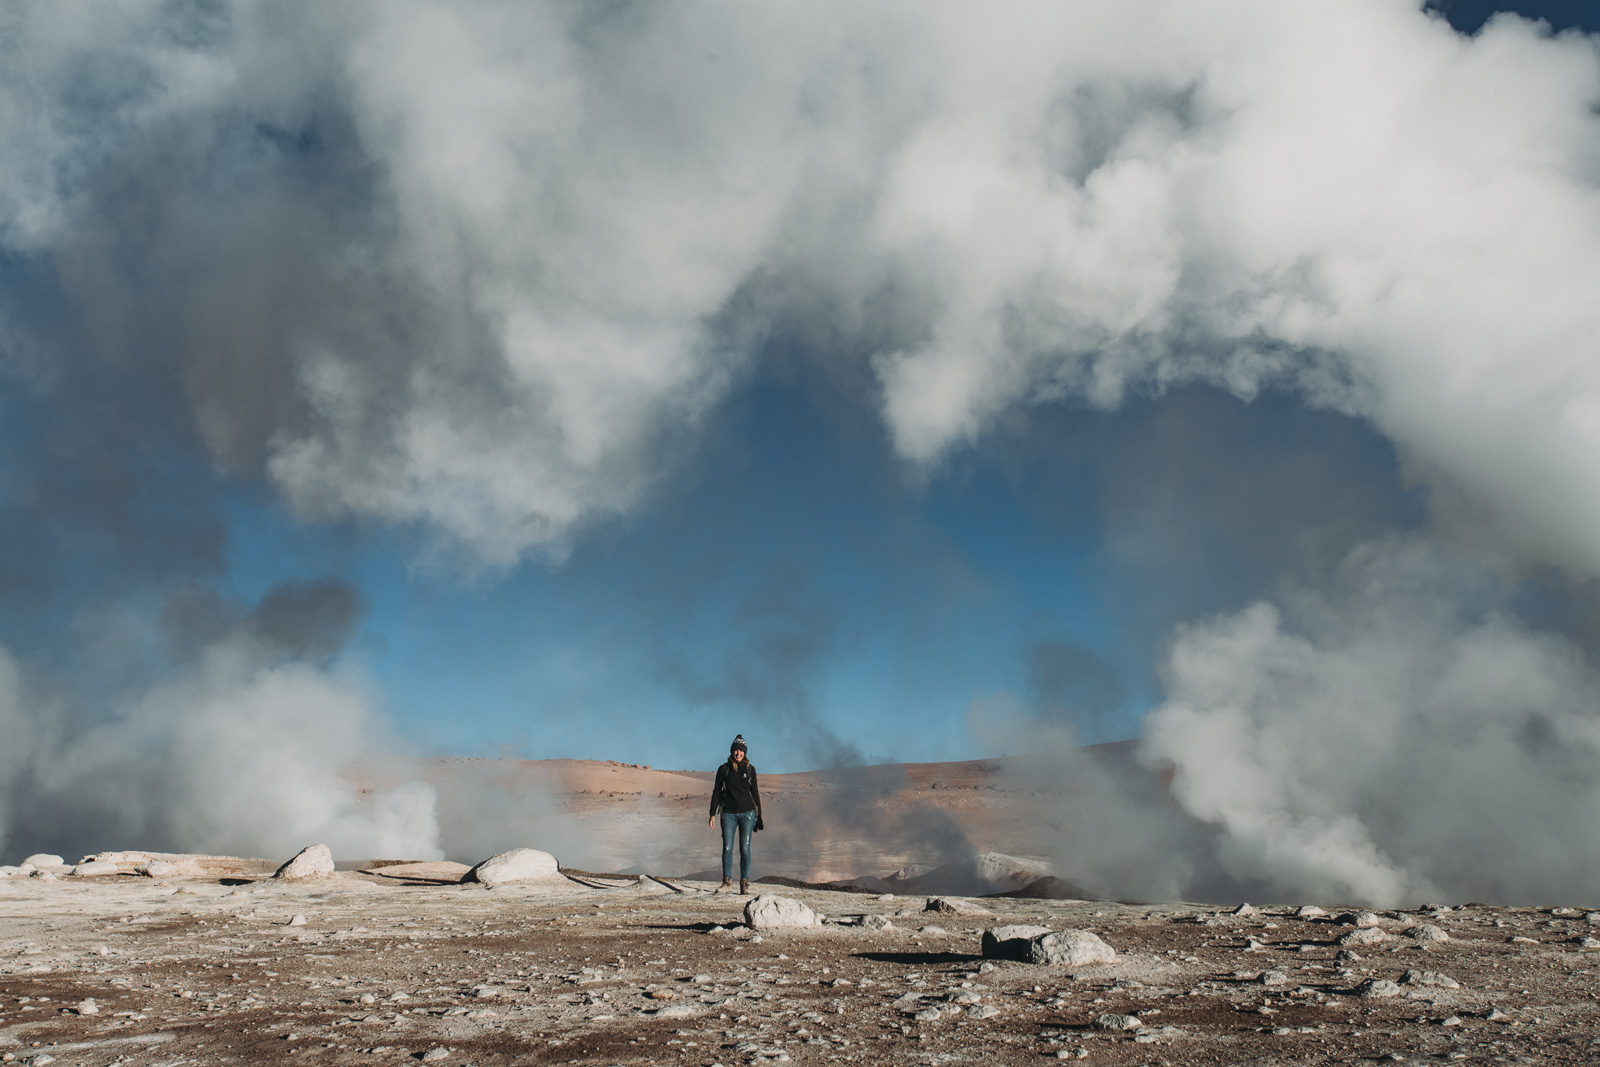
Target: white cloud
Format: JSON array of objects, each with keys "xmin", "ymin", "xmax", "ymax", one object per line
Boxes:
[
  {"xmin": 1143, "ymin": 539, "xmax": 1600, "ymax": 906},
  {"xmin": 4, "ymin": 1, "xmax": 1598, "ymax": 576}
]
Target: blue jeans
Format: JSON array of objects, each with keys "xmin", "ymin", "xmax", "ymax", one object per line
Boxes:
[{"xmin": 721, "ymin": 810, "xmax": 756, "ymax": 880}]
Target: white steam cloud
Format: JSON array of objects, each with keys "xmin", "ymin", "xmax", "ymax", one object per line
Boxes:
[
  {"xmin": 0, "ymin": 639, "xmax": 442, "ymax": 864},
  {"xmin": 6, "ymin": 1, "xmax": 1592, "ymax": 572},
  {"xmin": 3, "ymin": 1, "xmax": 1600, "ymax": 899},
  {"xmin": 1144, "ymin": 540, "xmax": 1600, "ymax": 907}
]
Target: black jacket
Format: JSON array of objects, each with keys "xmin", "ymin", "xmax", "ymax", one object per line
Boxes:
[{"xmin": 709, "ymin": 759, "xmax": 761, "ymax": 819}]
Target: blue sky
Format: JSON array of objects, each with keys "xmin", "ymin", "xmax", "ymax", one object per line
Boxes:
[{"xmin": 1, "ymin": 0, "xmax": 1595, "ymax": 780}]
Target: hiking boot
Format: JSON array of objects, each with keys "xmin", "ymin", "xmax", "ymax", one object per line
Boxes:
[
  {"xmin": 740, "ymin": 878, "xmax": 750, "ymax": 895},
  {"xmin": 720, "ymin": 877, "xmax": 734, "ymax": 892}
]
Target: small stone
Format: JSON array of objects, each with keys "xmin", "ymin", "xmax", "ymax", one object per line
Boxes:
[
  {"xmin": 76, "ymin": 998, "xmax": 99, "ymax": 1015},
  {"xmin": 274, "ymin": 844, "xmax": 335, "ymax": 880},
  {"xmin": 919, "ymin": 925, "xmax": 947, "ymax": 936},
  {"xmin": 1357, "ymin": 979, "xmax": 1402, "ymax": 998},
  {"xmin": 1509, "ymin": 935, "xmax": 1539, "ymax": 944},
  {"xmin": 1258, "ymin": 969, "xmax": 1289, "ymax": 986},
  {"xmin": 1092, "ymin": 1012, "xmax": 1142, "ymax": 1030},
  {"xmin": 1296, "ymin": 905, "xmax": 1329, "ymax": 918},
  {"xmin": 1403, "ymin": 924, "xmax": 1448, "ymax": 944},
  {"xmin": 287, "ymin": 914, "xmax": 308, "ymax": 927},
  {"xmin": 924, "ymin": 897, "xmax": 992, "ymax": 915},
  {"xmin": 654, "ymin": 1003, "xmax": 699, "ymax": 1018},
  {"xmin": 21, "ymin": 854, "xmax": 63, "ymax": 868},
  {"xmin": 913, "ymin": 1007, "xmax": 942, "ymax": 1021},
  {"xmin": 1031, "ymin": 930, "xmax": 1116, "ymax": 966},
  {"xmin": 966, "ymin": 1003, "xmax": 1000, "ymax": 1019},
  {"xmin": 1484, "ymin": 1006, "xmax": 1510, "ymax": 1021},
  {"xmin": 1233, "ymin": 903, "xmax": 1255, "ymax": 917},
  {"xmin": 421, "ymin": 1050, "xmax": 450, "ymax": 1062},
  {"xmin": 978, "ymin": 961, "xmax": 997, "ymax": 974},
  {"xmin": 27, "ymin": 1056, "xmax": 56, "ymax": 1067},
  {"xmin": 1574, "ymin": 936, "xmax": 1600, "ymax": 950},
  {"xmin": 1337, "ymin": 910, "xmax": 1383, "ymax": 928},
  {"xmin": 1339, "ymin": 927, "xmax": 1392, "ymax": 947},
  {"xmin": 1442, "ymin": 1015, "xmax": 1462, "ymax": 1026},
  {"xmin": 1402, "ymin": 969, "xmax": 1460, "ymax": 989},
  {"xmin": 861, "ymin": 914, "xmax": 893, "ymax": 931}
]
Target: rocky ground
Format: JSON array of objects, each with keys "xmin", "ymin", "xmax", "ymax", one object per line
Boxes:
[{"xmin": 5, "ymin": 861, "xmax": 1600, "ymax": 1067}]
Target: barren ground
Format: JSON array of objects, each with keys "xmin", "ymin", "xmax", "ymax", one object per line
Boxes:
[{"xmin": 5, "ymin": 867, "xmax": 1599, "ymax": 1067}]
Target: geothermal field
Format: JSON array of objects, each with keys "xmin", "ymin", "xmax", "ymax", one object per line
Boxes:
[{"xmin": 5, "ymin": 758, "xmax": 1600, "ymax": 1067}]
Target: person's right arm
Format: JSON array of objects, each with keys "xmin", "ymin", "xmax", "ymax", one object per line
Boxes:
[{"xmin": 708, "ymin": 766, "xmax": 724, "ymax": 827}]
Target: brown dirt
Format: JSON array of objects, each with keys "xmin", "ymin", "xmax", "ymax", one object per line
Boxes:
[{"xmin": 4, "ymin": 870, "xmax": 1598, "ymax": 1066}]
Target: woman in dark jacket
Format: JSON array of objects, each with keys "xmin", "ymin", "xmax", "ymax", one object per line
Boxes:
[{"xmin": 708, "ymin": 734, "xmax": 762, "ymax": 893}]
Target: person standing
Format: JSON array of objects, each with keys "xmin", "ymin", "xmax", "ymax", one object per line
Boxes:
[{"xmin": 708, "ymin": 734, "xmax": 762, "ymax": 893}]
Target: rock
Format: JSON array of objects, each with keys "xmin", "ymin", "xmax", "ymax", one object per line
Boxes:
[
  {"xmin": 966, "ymin": 1004, "xmax": 1000, "ymax": 1019},
  {"xmin": 1337, "ymin": 911, "xmax": 1383, "ymax": 928},
  {"xmin": 71, "ymin": 859, "xmax": 119, "ymax": 878},
  {"xmin": 274, "ymin": 844, "xmax": 335, "ymax": 880},
  {"xmin": 1296, "ymin": 905, "xmax": 1329, "ymax": 918},
  {"xmin": 1402, "ymin": 969, "xmax": 1460, "ymax": 989},
  {"xmin": 744, "ymin": 894, "xmax": 822, "ymax": 930},
  {"xmin": 653, "ymin": 1003, "xmax": 699, "ymax": 1018},
  {"xmin": 421, "ymin": 1050, "xmax": 450, "ymax": 1063},
  {"xmin": 27, "ymin": 1055, "xmax": 56, "ymax": 1066},
  {"xmin": 1259, "ymin": 969, "xmax": 1290, "ymax": 986},
  {"xmin": 138, "ymin": 860, "xmax": 194, "ymax": 879},
  {"xmin": 1092, "ymin": 1012, "xmax": 1142, "ymax": 1030},
  {"xmin": 924, "ymin": 897, "xmax": 992, "ymax": 916},
  {"xmin": 913, "ymin": 1007, "xmax": 943, "ymax": 1021},
  {"xmin": 287, "ymin": 914, "xmax": 308, "ymax": 926},
  {"xmin": 1574, "ymin": 936, "xmax": 1600, "ymax": 950},
  {"xmin": 1339, "ymin": 927, "xmax": 1392, "ymax": 947},
  {"xmin": 1403, "ymin": 924, "xmax": 1449, "ymax": 944},
  {"xmin": 461, "ymin": 848, "xmax": 567, "ymax": 887},
  {"xmin": 861, "ymin": 914, "xmax": 893, "ymax": 931},
  {"xmin": 21, "ymin": 854, "xmax": 63, "ymax": 868},
  {"xmin": 918, "ymin": 925, "xmax": 947, "ymax": 936},
  {"xmin": 30, "ymin": 869, "xmax": 56, "ymax": 881},
  {"xmin": 1030, "ymin": 930, "xmax": 1116, "ymax": 966},
  {"xmin": 1233, "ymin": 903, "xmax": 1255, "ymax": 917},
  {"xmin": 1357, "ymin": 979, "xmax": 1402, "ymax": 998},
  {"xmin": 1585, "ymin": 912, "xmax": 1600, "ymax": 924},
  {"xmin": 0, "ymin": 865, "xmax": 22, "ymax": 878},
  {"xmin": 75, "ymin": 998, "xmax": 99, "ymax": 1015},
  {"xmin": 980, "ymin": 925, "xmax": 1054, "ymax": 960},
  {"xmin": 978, "ymin": 925, "xmax": 1113, "ymax": 966}
]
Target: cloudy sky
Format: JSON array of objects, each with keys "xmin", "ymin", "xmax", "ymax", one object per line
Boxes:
[{"xmin": 4, "ymin": 0, "xmax": 1600, "ymax": 901}]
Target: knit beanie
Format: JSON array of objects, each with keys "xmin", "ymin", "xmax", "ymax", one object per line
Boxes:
[{"xmin": 730, "ymin": 734, "xmax": 748, "ymax": 755}]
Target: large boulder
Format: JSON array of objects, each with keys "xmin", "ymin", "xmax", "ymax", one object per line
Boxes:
[
  {"xmin": 1030, "ymin": 930, "xmax": 1116, "ymax": 966},
  {"xmin": 980, "ymin": 925, "xmax": 1054, "ymax": 960},
  {"xmin": 744, "ymin": 893, "xmax": 823, "ymax": 930},
  {"xmin": 71, "ymin": 859, "xmax": 121, "ymax": 878},
  {"xmin": 275, "ymin": 844, "xmax": 336, "ymax": 880},
  {"xmin": 22, "ymin": 854, "xmax": 65, "ymax": 869},
  {"xmin": 981, "ymin": 925, "xmax": 1116, "ymax": 966},
  {"xmin": 463, "ymin": 848, "xmax": 567, "ymax": 887}
]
